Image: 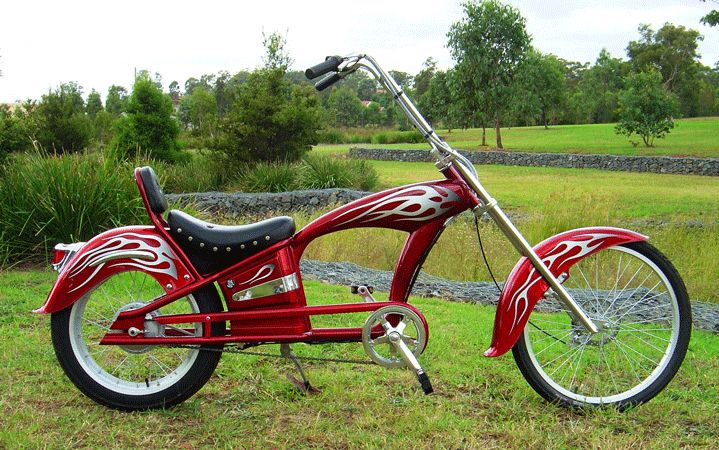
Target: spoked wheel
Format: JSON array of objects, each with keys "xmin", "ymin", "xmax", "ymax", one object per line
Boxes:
[
  {"xmin": 513, "ymin": 241, "xmax": 691, "ymax": 409},
  {"xmin": 51, "ymin": 271, "xmax": 224, "ymax": 410}
]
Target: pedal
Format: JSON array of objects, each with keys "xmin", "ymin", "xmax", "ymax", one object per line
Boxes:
[
  {"xmin": 351, "ymin": 285, "xmax": 376, "ymax": 302},
  {"xmin": 280, "ymin": 343, "xmax": 319, "ymax": 394}
]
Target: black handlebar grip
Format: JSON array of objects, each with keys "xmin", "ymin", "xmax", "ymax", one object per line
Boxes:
[
  {"xmin": 305, "ymin": 56, "xmax": 342, "ymax": 80},
  {"xmin": 314, "ymin": 72, "xmax": 341, "ymax": 91}
]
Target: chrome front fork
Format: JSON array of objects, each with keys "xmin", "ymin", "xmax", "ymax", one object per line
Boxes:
[{"xmin": 454, "ymin": 159, "xmax": 600, "ymax": 334}]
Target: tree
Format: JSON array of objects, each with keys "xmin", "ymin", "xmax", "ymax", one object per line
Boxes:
[
  {"xmin": 0, "ymin": 105, "xmax": 27, "ymax": 156},
  {"xmin": 218, "ymin": 70, "xmax": 322, "ymax": 162},
  {"xmin": 262, "ymin": 31, "xmax": 293, "ymax": 71},
  {"xmin": 217, "ymin": 34, "xmax": 322, "ymax": 163},
  {"xmin": 615, "ymin": 70, "xmax": 677, "ymax": 147},
  {"xmin": 512, "ymin": 50, "xmax": 567, "ymax": 128},
  {"xmin": 627, "ymin": 23, "xmax": 703, "ymax": 116},
  {"xmin": 33, "ymin": 82, "xmax": 93, "ymax": 153},
  {"xmin": 388, "ymin": 70, "xmax": 413, "ymax": 90},
  {"xmin": 448, "ymin": 0, "xmax": 531, "ymax": 149},
  {"xmin": 86, "ymin": 89, "xmax": 103, "ymax": 118},
  {"xmin": 568, "ymin": 49, "xmax": 628, "ymax": 124},
  {"xmin": 182, "ymin": 86, "xmax": 217, "ymax": 138},
  {"xmin": 328, "ymin": 87, "xmax": 364, "ymax": 127},
  {"xmin": 112, "ymin": 75, "xmax": 183, "ymax": 161},
  {"xmin": 701, "ymin": 0, "xmax": 719, "ymax": 26},
  {"xmin": 168, "ymin": 81, "xmax": 181, "ymax": 103},
  {"xmin": 413, "ymin": 57, "xmax": 437, "ymax": 98},
  {"xmin": 105, "ymin": 85, "xmax": 128, "ymax": 116}
]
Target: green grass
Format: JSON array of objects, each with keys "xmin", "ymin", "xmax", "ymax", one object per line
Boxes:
[
  {"xmin": 368, "ymin": 160, "xmax": 719, "ymax": 220},
  {"xmin": 313, "ymin": 117, "xmax": 719, "ymax": 157},
  {"xmin": 2, "ymin": 270, "xmax": 717, "ymax": 448}
]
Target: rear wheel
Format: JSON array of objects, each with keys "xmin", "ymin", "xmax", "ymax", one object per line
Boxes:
[
  {"xmin": 51, "ymin": 271, "xmax": 225, "ymax": 410},
  {"xmin": 512, "ymin": 241, "xmax": 691, "ymax": 409}
]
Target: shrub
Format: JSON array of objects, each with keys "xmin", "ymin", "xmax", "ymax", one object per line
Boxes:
[
  {"xmin": 302, "ymin": 155, "xmax": 379, "ymax": 191},
  {"xmin": 227, "ymin": 155, "xmax": 379, "ymax": 193},
  {"xmin": 160, "ymin": 151, "xmax": 231, "ymax": 193},
  {"xmin": 232, "ymin": 161, "xmax": 302, "ymax": 193},
  {"xmin": 218, "ymin": 70, "xmax": 323, "ymax": 163},
  {"xmin": 31, "ymin": 82, "xmax": 93, "ymax": 153},
  {"xmin": 371, "ymin": 130, "xmax": 425, "ymax": 144},
  {"xmin": 112, "ymin": 76, "xmax": 186, "ymax": 162},
  {"xmin": 615, "ymin": 70, "xmax": 678, "ymax": 147},
  {"xmin": 301, "ymin": 154, "xmax": 355, "ymax": 189},
  {"xmin": 0, "ymin": 105, "xmax": 28, "ymax": 158},
  {"xmin": 0, "ymin": 151, "xmax": 145, "ymax": 265}
]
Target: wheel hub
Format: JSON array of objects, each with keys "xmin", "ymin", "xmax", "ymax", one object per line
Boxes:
[{"xmin": 112, "ymin": 302, "xmax": 161, "ymax": 354}]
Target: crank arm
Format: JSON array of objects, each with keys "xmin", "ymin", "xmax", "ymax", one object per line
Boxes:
[{"xmin": 388, "ymin": 331, "xmax": 433, "ymax": 394}]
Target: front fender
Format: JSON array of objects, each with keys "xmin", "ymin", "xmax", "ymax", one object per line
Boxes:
[
  {"xmin": 484, "ymin": 227, "xmax": 647, "ymax": 357},
  {"xmin": 35, "ymin": 226, "xmax": 195, "ymax": 314}
]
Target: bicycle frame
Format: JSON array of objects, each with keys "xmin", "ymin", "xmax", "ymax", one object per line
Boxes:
[{"xmin": 36, "ymin": 54, "xmax": 649, "ymax": 357}]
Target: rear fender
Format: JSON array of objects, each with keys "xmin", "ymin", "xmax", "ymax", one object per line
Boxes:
[
  {"xmin": 35, "ymin": 226, "xmax": 195, "ymax": 314},
  {"xmin": 484, "ymin": 227, "xmax": 647, "ymax": 357}
]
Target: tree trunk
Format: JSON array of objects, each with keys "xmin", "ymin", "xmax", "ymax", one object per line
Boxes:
[
  {"xmin": 481, "ymin": 123, "xmax": 486, "ymax": 147},
  {"xmin": 495, "ymin": 117, "xmax": 503, "ymax": 149},
  {"xmin": 542, "ymin": 109, "xmax": 548, "ymax": 129}
]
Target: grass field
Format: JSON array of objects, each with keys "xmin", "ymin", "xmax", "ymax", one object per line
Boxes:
[
  {"xmin": 2, "ymin": 271, "xmax": 718, "ymax": 448},
  {"xmin": 314, "ymin": 117, "xmax": 719, "ymax": 158}
]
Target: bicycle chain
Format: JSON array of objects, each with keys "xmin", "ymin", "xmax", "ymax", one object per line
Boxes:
[{"xmin": 168, "ymin": 344, "xmax": 375, "ymax": 366}]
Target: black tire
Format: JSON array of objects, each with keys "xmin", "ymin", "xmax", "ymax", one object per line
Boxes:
[
  {"xmin": 512, "ymin": 241, "xmax": 691, "ymax": 409},
  {"xmin": 51, "ymin": 271, "xmax": 225, "ymax": 411}
]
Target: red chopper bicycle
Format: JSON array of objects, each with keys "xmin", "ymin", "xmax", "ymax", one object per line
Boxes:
[{"xmin": 37, "ymin": 54, "xmax": 691, "ymax": 411}]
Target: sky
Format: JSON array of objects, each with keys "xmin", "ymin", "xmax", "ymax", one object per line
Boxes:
[{"xmin": 0, "ymin": 0, "xmax": 717, "ymax": 103}]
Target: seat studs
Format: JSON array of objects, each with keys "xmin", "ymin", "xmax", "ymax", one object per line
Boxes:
[
  {"xmin": 177, "ymin": 228, "xmax": 182, "ymax": 233},
  {"xmin": 265, "ymin": 235, "xmax": 270, "ymax": 241},
  {"xmin": 200, "ymin": 242, "xmax": 205, "ymax": 248},
  {"xmin": 188, "ymin": 236, "xmax": 193, "ymax": 242},
  {"xmin": 253, "ymin": 241, "xmax": 257, "ymax": 246},
  {"xmin": 213, "ymin": 247, "xmax": 218, "ymax": 252},
  {"xmin": 226, "ymin": 247, "xmax": 231, "ymax": 252},
  {"xmin": 241, "ymin": 244, "xmax": 245, "ymax": 249}
]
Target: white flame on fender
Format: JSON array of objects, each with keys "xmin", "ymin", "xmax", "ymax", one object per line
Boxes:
[
  {"xmin": 67, "ymin": 232, "xmax": 178, "ymax": 293},
  {"xmin": 506, "ymin": 233, "xmax": 616, "ymax": 332}
]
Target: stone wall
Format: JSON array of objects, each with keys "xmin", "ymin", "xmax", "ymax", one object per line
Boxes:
[
  {"xmin": 349, "ymin": 147, "xmax": 719, "ymax": 176},
  {"xmin": 166, "ymin": 188, "xmax": 371, "ymax": 217}
]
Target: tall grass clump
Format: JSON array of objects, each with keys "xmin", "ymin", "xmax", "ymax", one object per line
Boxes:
[
  {"xmin": 228, "ymin": 155, "xmax": 380, "ymax": 193},
  {"xmin": 231, "ymin": 161, "xmax": 301, "ymax": 193},
  {"xmin": 371, "ymin": 130, "xmax": 425, "ymax": 144},
  {"xmin": 0, "ymin": 150, "xmax": 145, "ymax": 265},
  {"xmin": 160, "ymin": 151, "xmax": 231, "ymax": 193}
]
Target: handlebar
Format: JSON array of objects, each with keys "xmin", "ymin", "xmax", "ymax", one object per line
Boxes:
[
  {"xmin": 314, "ymin": 73, "xmax": 342, "ymax": 91},
  {"xmin": 305, "ymin": 56, "xmax": 342, "ymax": 80}
]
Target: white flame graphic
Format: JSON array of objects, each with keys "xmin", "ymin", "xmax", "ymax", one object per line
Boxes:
[
  {"xmin": 239, "ymin": 264, "xmax": 275, "ymax": 286},
  {"xmin": 507, "ymin": 233, "xmax": 616, "ymax": 332},
  {"xmin": 68, "ymin": 232, "xmax": 178, "ymax": 293},
  {"xmin": 333, "ymin": 185, "xmax": 459, "ymax": 227}
]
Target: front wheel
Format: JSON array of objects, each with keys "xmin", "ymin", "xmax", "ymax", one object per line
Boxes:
[
  {"xmin": 512, "ymin": 241, "xmax": 691, "ymax": 409},
  {"xmin": 51, "ymin": 271, "xmax": 225, "ymax": 410}
]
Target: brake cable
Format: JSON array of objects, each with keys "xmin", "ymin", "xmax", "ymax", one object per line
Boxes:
[{"xmin": 473, "ymin": 215, "xmax": 566, "ymax": 344}]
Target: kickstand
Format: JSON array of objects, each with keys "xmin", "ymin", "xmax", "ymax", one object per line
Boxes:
[{"xmin": 280, "ymin": 343, "xmax": 319, "ymax": 394}]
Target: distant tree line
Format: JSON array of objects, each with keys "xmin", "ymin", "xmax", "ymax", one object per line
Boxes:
[{"xmin": 1, "ymin": 1, "xmax": 718, "ymax": 159}]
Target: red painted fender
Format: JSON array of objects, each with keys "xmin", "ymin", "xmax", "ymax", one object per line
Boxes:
[
  {"xmin": 484, "ymin": 227, "xmax": 647, "ymax": 357},
  {"xmin": 35, "ymin": 226, "xmax": 195, "ymax": 314}
]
